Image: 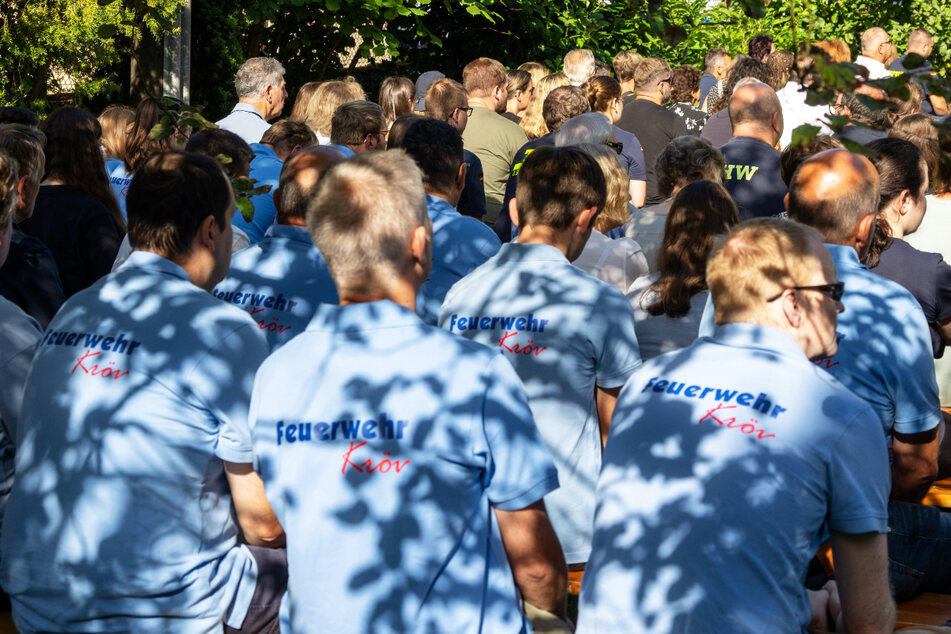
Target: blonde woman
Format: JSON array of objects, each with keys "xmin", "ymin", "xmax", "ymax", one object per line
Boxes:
[
  {"xmin": 518, "ymin": 61, "xmax": 550, "ymax": 86},
  {"xmin": 291, "ymin": 79, "xmax": 366, "ymax": 144},
  {"xmin": 520, "ymin": 73, "xmax": 571, "ymax": 139}
]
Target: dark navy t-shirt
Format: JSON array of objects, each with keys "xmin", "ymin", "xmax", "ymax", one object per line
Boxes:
[
  {"xmin": 495, "ymin": 133, "xmax": 555, "ymax": 242},
  {"xmin": 873, "ymin": 237, "xmax": 951, "ymax": 358},
  {"xmin": 718, "ymin": 136, "xmax": 787, "ymax": 220},
  {"xmin": 889, "ymin": 55, "xmax": 936, "ymax": 115}
]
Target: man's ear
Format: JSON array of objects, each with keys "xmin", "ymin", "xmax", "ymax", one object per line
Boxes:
[
  {"xmin": 576, "ymin": 205, "xmax": 599, "ymax": 233},
  {"xmin": 410, "ymin": 224, "xmax": 430, "ymax": 272},
  {"xmin": 780, "ymin": 289, "xmax": 802, "ymax": 328},
  {"xmin": 15, "ymin": 175, "xmax": 29, "ymax": 210},
  {"xmin": 783, "ymin": 191, "xmax": 790, "ymax": 211},
  {"xmin": 455, "ymin": 162, "xmax": 467, "ymax": 192},
  {"xmin": 508, "ymin": 197, "xmax": 520, "ymax": 228},
  {"xmin": 197, "ymin": 215, "xmax": 219, "ymax": 252},
  {"xmin": 854, "ymin": 213, "xmax": 876, "ymax": 251}
]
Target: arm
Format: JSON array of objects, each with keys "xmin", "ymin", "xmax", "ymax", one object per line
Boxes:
[
  {"xmin": 596, "ymin": 386, "xmax": 622, "ymax": 449},
  {"xmin": 891, "ymin": 427, "xmax": 939, "ymax": 502},
  {"xmin": 224, "ymin": 461, "xmax": 285, "ymax": 547},
  {"xmin": 628, "ymin": 180, "xmax": 646, "ymax": 208},
  {"xmin": 829, "ymin": 531, "xmax": 894, "ymax": 634},
  {"xmin": 494, "ymin": 499, "xmax": 568, "ymax": 620}
]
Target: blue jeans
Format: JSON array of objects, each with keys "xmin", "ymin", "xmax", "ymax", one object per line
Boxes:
[{"xmin": 888, "ymin": 499, "xmax": 951, "ymax": 602}]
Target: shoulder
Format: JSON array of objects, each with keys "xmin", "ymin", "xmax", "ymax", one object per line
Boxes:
[{"xmin": 0, "ymin": 296, "xmax": 41, "ymax": 363}]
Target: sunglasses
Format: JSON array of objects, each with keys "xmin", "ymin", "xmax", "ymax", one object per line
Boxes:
[{"xmin": 767, "ymin": 282, "xmax": 845, "ymax": 303}]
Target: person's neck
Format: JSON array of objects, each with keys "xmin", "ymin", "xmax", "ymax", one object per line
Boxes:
[
  {"xmin": 41, "ymin": 178, "xmax": 66, "ymax": 186},
  {"xmin": 861, "ymin": 52, "xmax": 884, "ymax": 64},
  {"xmin": 239, "ymin": 98, "xmax": 270, "ymax": 121},
  {"xmin": 515, "ymin": 224, "xmax": 571, "ymax": 257},
  {"xmin": 425, "ymin": 188, "xmax": 457, "ymax": 207},
  {"xmin": 635, "ymin": 91, "xmax": 663, "ymax": 105},
  {"xmin": 468, "ymin": 96, "xmax": 497, "ymax": 111},
  {"xmin": 338, "ymin": 280, "xmax": 418, "ymax": 311},
  {"xmin": 731, "ymin": 126, "xmax": 777, "ymax": 147},
  {"xmin": 619, "ymin": 80, "xmax": 636, "ymax": 95}
]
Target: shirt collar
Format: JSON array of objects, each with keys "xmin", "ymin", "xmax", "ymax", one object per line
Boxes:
[
  {"xmin": 825, "ymin": 243, "xmax": 864, "ymax": 271},
  {"xmin": 250, "ymin": 142, "xmax": 278, "ymax": 161},
  {"xmin": 232, "ymin": 103, "xmax": 266, "ymax": 121},
  {"xmin": 121, "ymin": 251, "xmax": 191, "ymax": 282},
  {"xmin": 496, "ymin": 242, "xmax": 568, "ymax": 264},
  {"xmin": 308, "ymin": 299, "xmax": 421, "ymax": 333},
  {"xmin": 712, "ymin": 322, "xmax": 806, "ymax": 361},
  {"xmin": 426, "ymin": 194, "xmax": 457, "ymax": 216},
  {"xmin": 263, "ymin": 223, "xmax": 313, "ymax": 244}
]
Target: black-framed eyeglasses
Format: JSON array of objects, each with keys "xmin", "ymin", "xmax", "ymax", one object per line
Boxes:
[
  {"xmin": 766, "ymin": 282, "xmax": 845, "ymax": 303},
  {"xmin": 605, "ymin": 141, "xmax": 623, "ymax": 154},
  {"xmin": 454, "ymin": 106, "xmax": 474, "ymax": 116}
]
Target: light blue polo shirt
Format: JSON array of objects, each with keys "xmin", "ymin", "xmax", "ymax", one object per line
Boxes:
[
  {"xmin": 577, "ymin": 323, "xmax": 889, "ymax": 634},
  {"xmin": 438, "ymin": 242, "xmax": 642, "ymax": 564},
  {"xmin": 250, "ymin": 300, "xmax": 558, "ymax": 633},
  {"xmin": 0, "ymin": 251, "xmax": 269, "ymax": 632},
  {"xmin": 107, "ymin": 160, "xmax": 132, "ymax": 220},
  {"xmin": 232, "ymin": 143, "xmax": 282, "ymax": 244},
  {"xmin": 698, "ymin": 244, "xmax": 941, "ymax": 436},
  {"xmin": 213, "ymin": 224, "xmax": 338, "ymax": 351},
  {"xmin": 417, "ymin": 194, "xmax": 501, "ymax": 325},
  {"xmin": 0, "ymin": 296, "xmax": 41, "ymax": 534},
  {"xmin": 216, "ymin": 103, "xmax": 271, "ymax": 144}
]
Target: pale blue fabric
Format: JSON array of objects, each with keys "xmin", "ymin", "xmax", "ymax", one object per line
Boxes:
[
  {"xmin": 439, "ymin": 242, "xmax": 641, "ymax": 563},
  {"xmin": 216, "ymin": 103, "xmax": 271, "ymax": 144},
  {"xmin": 107, "ymin": 160, "xmax": 132, "ymax": 220},
  {"xmin": 232, "ymin": 143, "xmax": 282, "ymax": 244},
  {"xmin": 577, "ymin": 323, "xmax": 889, "ymax": 634},
  {"xmin": 699, "ymin": 244, "xmax": 940, "ymax": 436},
  {"xmin": 417, "ymin": 194, "xmax": 500, "ymax": 325},
  {"xmin": 250, "ymin": 299, "xmax": 558, "ymax": 634},
  {"xmin": 213, "ymin": 224, "xmax": 338, "ymax": 351},
  {"xmin": 1, "ymin": 251, "xmax": 268, "ymax": 632}
]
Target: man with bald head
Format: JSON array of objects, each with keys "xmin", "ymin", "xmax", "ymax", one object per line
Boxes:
[
  {"xmin": 787, "ymin": 148, "xmax": 951, "ymax": 601},
  {"xmin": 719, "ymin": 81, "xmax": 786, "ymax": 220},
  {"xmin": 213, "ymin": 146, "xmax": 344, "ymax": 350},
  {"xmin": 856, "ymin": 27, "xmax": 893, "ymax": 79},
  {"xmin": 889, "ymin": 28, "xmax": 947, "ymax": 116}
]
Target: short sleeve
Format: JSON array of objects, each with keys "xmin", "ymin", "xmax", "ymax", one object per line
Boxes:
[
  {"xmin": 0, "ymin": 306, "xmax": 42, "ymax": 444},
  {"xmin": 890, "ymin": 303, "xmax": 941, "ymax": 435},
  {"xmin": 593, "ymin": 286, "xmax": 642, "ymax": 387},
  {"xmin": 478, "ymin": 354, "xmax": 559, "ymax": 510},
  {"xmin": 827, "ymin": 405, "xmax": 890, "ymax": 534},
  {"xmin": 933, "ymin": 257, "xmax": 951, "ymax": 322},
  {"xmin": 188, "ymin": 320, "xmax": 269, "ymax": 463},
  {"xmin": 624, "ymin": 137, "xmax": 647, "ymax": 181}
]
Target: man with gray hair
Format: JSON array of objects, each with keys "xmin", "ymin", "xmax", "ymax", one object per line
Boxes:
[
  {"xmin": 217, "ymin": 57, "xmax": 288, "ymax": 144},
  {"xmin": 554, "ymin": 112, "xmax": 615, "ymax": 147},
  {"xmin": 718, "ymin": 81, "xmax": 786, "ymax": 219},
  {"xmin": 248, "ymin": 150, "xmax": 569, "ymax": 632},
  {"xmin": 855, "ymin": 27, "xmax": 893, "ymax": 79},
  {"xmin": 564, "ymin": 49, "xmax": 596, "ymax": 86}
]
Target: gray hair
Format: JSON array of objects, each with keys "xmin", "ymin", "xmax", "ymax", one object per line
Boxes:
[
  {"xmin": 563, "ymin": 49, "xmax": 596, "ymax": 85},
  {"xmin": 555, "ymin": 112, "xmax": 615, "ymax": 146},
  {"xmin": 235, "ymin": 57, "xmax": 285, "ymax": 99},
  {"xmin": 306, "ymin": 150, "xmax": 429, "ymax": 289}
]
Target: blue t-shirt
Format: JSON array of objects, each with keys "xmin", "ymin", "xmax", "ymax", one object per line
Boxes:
[
  {"xmin": 107, "ymin": 160, "xmax": 132, "ymax": 221},
  {"xmin": 613, "ymin": 124, "xmax": 647, "ymax": 182},
  {"xmin": 439, "ymin": 242, "xmax": 642, "ymax": 563},
  {"xmin": 699, "ymin": 72, "xmax": 717, "ymax": 109},
  {"xmin": 417, "ymin": 195, "xmax": 501, "ymax": 325},
  {"xmin": 699, "ymin": 244, "xmax": 941, "ymax": 436},
  {"xmin": 0, "ymin": 251, "xmax": 268, "ymax": 632},
  {"xmin": 719, "ymin": 136, "xmax": 787, "ymax": 220},
  {"xmin": 216, "ymin": 103, "xmax": 271, "ymax": 145},
  {"xmin": 577, "ymin": 323, "xmax": 889, "ymax": 634},
  {"xmin": 250, "ymin": 300, "xmax": 558, "ymax": 633},
  {"xmin": 213, "ymin": 224, "xmax": 338, "ymax": 351},
  {"xmin": 232, "ymin": 143, "xmax": 282, "ymax": 244}
]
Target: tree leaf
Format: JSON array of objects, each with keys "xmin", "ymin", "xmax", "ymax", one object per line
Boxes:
[
  {"xmin": 236, "ymin": 196, "xmax": 255, "ymax": 222},
  {"xmin": 97, "ymin": 24, "xmax": 119, "ymax": 39}
]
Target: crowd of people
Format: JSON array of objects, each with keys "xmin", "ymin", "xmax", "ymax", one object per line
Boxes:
[{"xmin": 1, "ymin": 21, "xmax": 951, "ymax": 634}]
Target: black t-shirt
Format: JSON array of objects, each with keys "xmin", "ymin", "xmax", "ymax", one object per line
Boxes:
[
  {"xmin": 700, "ymin": 108, "xmax": 733, "ymax": 148},
  {"xmin": 718, "ymin": 136, "xmax": 787, "ymax": 220},
  {"xmin": 494, "ymin": 133, "xmax": 555, "ymax": 242},
  {"xmin": 873, "ymin": 237, "xmax": 951, "ymax": 357},
  {"xmin": 668, "ymin": 102, "xmax": 708, "ymax": 135},
  {"xmin": 19, "ymin": 185, "xmax": 122, "ymax": 298},
  {"xmin": 458, "ymin": 149, "xmax": 487, "ymax": 220},
  {"xmin": 616, "ymin": 98, "xmax": 688, "ymax": 205},
  {"xmin": 0, "ymin": 227, "xmax": 65, "ymax": 328},
  {"xmin": 889, "ymin": 55, "xmax": 936, "ymax": 115}
]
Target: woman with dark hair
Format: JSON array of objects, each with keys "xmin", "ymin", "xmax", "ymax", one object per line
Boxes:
[
  {"xmin": 19, "ymin": 107, "xmax": 123, "ymax": 297},
  {"xmin": 865, "ymin": 137, "xmax": 951, "ymax": 358},
  {"xmin": 627, "ymin": 180, "xmax": 739, "ymax": 359},
  {"xmin": 700, "ymin": 56, "xmax": 771, "ymax": 146},
  {"xmin": 378, "ymin": 76, "xmax": 415, "ymax": 133}
]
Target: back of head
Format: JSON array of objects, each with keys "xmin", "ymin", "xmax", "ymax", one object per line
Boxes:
[
  {"xmin": 707, "ymin": 217, "xmax": 826, "ymax": 324},
  {"xmin": 379, "ymin": 76, "xmax": 415, "ymax": 125},
  {"xmin": 307, "ymin": 150, "xmax": 428, "ymax": 288},
  {"xmin": 648, "ymin": 180, "xmax": 739, "ymax": 318},
  {"xmin": 593, "ymin": 60, "xmax": 612, "ymax": 77},
  {"xmin": 578, "ymin": 143, "xmax": 629, "ymax": 233},
  {"xmin": 298, "ymin": 79, "xmax": 367, "ymax": 136},
  {"xmin": 518, "ymin": 62, "xmax": 550, "ymax": 86},
  {"xmin": 842, "ymin": 92, "xmax": 891, "ymax": 130},
  {"xmin": 289, "ymin": 81, "xmax": 322, "ymax": 123},
  {"xmin": 425, "ymin": 78, "xmax": 467, "ymax": 122},
  {"xmin": 728, "ymin": 81, "xmax": 782, "ymax": 129},
  {"xmin": 235, "ymin": 57, "xmax": 285, "ymax": 100},
  {"xmin": 506, "ymin": 69, "xmax": 532, "ymax": 96},
  {"xmin": 908, "ymin": 28, "xmax": 934, "ymax": 56},
  {"xmin": 613, "ymin": 50, "xmax": 643, "ymax": 84},
  {"xmin": 127, "ymin": 152, "xmax": 232, "ymax": 259},
  {"xmin": 0, "ymin": 123, "xmax": 46, "ymax": 183},
  {"xmin": 787, "ymin": 149, "xmax": 880, "ymax": 243},
  {"xmin": 656, "ymin": 135, "xmax": 725, "ymax": 198},
  {"xmin": 766, "ymin": 50, "xmax": 794, "ymax": 90},
  {"xmin": 710, "ymin": 56, "xmax": 770, "ymax": 113},
  {"xmin": 462, "ymin": 57, "xmax": 506, "ymax": 98},
  {"xmin": 748, "ymin": 34, "xmax": 774, "ymax": 61},
  {"xmin": 891, "ymin": 114, "xmax": 939, "ymax": 189},
  {"xmin": 125, "ymin": 97, "xmax": 173, "ymax": 172},
  {"xmin": 0, "ymin": 149, "xmax": 18, "ymax": 230},
  {"xmin": 185, "ymin": 129, "xmax": 254, "ymax": 178},
  {"xmin": 414, "ymin": 71, "xmax": 446, "ymax": 112},
  {"xmin": 671, "ymin": 65, "xmax": 702, "ymax": 103},
  {"xmin": 813, "ymin": 39, "xmax": 851, "ymax": 63},
  {"xmin": 0, "ymin": 107, "xmax": 39, "ymax": 127},
  {"xmin": 780, "ymin": 134, "xmax": 844, "ymax": 187},
  {"xmin": 543, "ymin": 85, "xmax": 590, "ymax": 133},
  {"xmin": 633, "ymin": 58, "xmax": 671, "ymax": 92},
  {"xmin": 330, "ymin": 100, "xmax": 385, "ymax": 147},
  {"xmin": 582, "ymin": 76, "xmax": 621, "ymax": 113},
  {"xmin": 98, "ymin": 105, "xmax": 135, "ymax": 161},
  {"xmin": 861, "ymin": 27, "xmax": 889, "ymax": 54},
  {"xmin": 555, "ymin": 113, "xmax": 613, "ymax": 146},
  {"xmin": 515, "ymin": 145, "xmax": 606, "ymax": 230},
  {"xmin": 867, "ymin": 137, "xmax": 925, "ymax": 212},
  {"xmin": 704, "ymin": 48, "xmax": 729, "ymax": 72},
  {"xmin": 276, "ymin": 146, "xmax": 347, "ymax": 223},
  {"xmin": 386, "ymin": 114, "xmax": 419, "ymax": 149},
  {"xmin": 260, "ymin": 119, "xmax": 316, "ymax": 156},
  {"xmin": 393, "ymin": 117, "xmax": 463, "ymax": 195},
  {"xmin": 563, "ymin": 49, "xmax": 596, "ymax": 84}
]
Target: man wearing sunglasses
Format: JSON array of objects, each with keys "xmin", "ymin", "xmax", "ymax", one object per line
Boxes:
[{"xmin": 579, "ymin": 218, "xmax": 893, "ymax": 633}]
